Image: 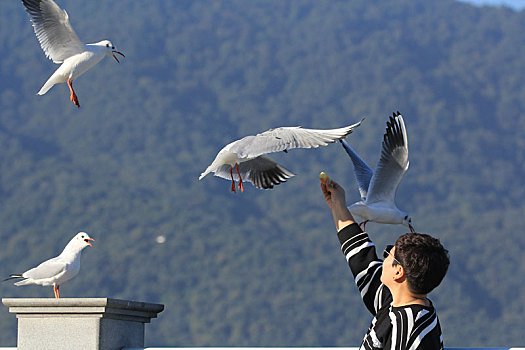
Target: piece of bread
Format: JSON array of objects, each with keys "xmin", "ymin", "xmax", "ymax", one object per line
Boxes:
[{"xmin": 319, "ymin": 172, "xmax": 331, "ymax": 185}]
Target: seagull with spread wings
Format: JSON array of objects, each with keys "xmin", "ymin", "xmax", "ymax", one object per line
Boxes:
[
  {"xmin": 200, "ymin": 119, "xmax": 364, "ymax": 192},
  {"xmin": 340, "ymin": 112, "xmax": 415, "ymax": 232},
  {"xmin": 21, "ymin": 0, "xmax": 125, "ymax": 107}
]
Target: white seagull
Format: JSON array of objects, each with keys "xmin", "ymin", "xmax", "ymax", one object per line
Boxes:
[
  {"xmin": 340, "ymin": 112, "xmax": 415, "ymax": 232},
  {"xmin": 21, "ymin": 0, "xmax": 125, "ymax": 108},
  {"xmin": 4, "ymin": 232, "xmax": 94, "ymax": 298},
  {"xmin": 200, "ymin": 119, "xmax": 364, "ymax": 192}
]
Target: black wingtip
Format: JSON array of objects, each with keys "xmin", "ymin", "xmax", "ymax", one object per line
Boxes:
[
  {"xmin": 252, "ymin": 165, "xmax": 294, "ymax": 190},
  {"xmin": 3, "ymin": 274, "xmax": 23, "ymax": 282},
  {"xmin": 383, "ymin": 111, "xmax": 405, "ymax": 149}
]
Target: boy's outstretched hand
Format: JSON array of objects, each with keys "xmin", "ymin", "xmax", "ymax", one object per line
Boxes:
[{"xmin": 319, "ymin": 174, "xmax": 356, "ymax": 232}]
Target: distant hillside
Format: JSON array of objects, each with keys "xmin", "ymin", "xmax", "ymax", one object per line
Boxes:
[{"xmin": 0, "ymin": 0, "xmax": 524, "ymax": 346}]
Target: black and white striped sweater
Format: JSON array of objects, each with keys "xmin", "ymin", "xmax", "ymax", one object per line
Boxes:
[{"xmin": 338, "ymin": 223, "xmax": 444, "ymax": 350}]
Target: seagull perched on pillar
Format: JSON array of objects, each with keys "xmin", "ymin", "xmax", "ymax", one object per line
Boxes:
[
  {"xmin": 4, "ymin": 232, "xmax": 94, "ymax": 298},
  {"xmin": 21, "ymin": 0, "xmax": 125, "ymax": 108}
]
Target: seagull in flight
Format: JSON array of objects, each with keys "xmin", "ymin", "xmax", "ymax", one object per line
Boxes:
[
  {"xmin": 21, "ymin": 0, "xmax": 125, "ymax": 108},
  {"xmin": 4, "ymin": 232, "xmax": 94, "ymax": 298},
  {"xmin": 200, "ymin": 119, "xmax": 364, "ymax": 192},
  {"xmin": 340, "ymin": 112, "xmax": 414, "ymax": 232}
]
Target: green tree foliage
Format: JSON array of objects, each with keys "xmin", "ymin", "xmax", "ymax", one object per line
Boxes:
[{"xmin": 0, "ymin": 0, "xmax": 524, "ymax": 346}]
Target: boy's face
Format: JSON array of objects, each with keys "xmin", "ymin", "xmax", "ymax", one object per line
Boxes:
[{"xmin": 381, "ymin": 246, "xmax": 402, "ymax": 286}]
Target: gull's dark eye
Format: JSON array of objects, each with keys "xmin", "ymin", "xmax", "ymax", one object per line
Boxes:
[
  {"xmin": 106, "ymin": 43, "xmax": 109, "ymax": 47},
  {"xmin": 112, "ymin": 46, "xmax": 115, "ymax": 49},
  {"xmin": 404, "ymin": 215, "xmax": 408, "ymax": 220}
]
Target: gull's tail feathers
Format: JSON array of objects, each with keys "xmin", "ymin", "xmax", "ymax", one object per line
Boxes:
[
  {"xmin": 37, "ymin": 70, "xmax": 67, "ymax": 95},
  {"xmin": 37, "ymin": 79, "xmax": 58, "ymax": 95}
]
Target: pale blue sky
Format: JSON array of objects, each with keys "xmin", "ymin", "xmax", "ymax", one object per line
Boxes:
[{"xmin": 459, "ymin": 0, "xmax": 525, "ymax": 10}]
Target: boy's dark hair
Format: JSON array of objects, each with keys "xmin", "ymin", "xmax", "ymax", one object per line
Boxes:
[{"xmin": 394, "ymin": 233, "xmax": 450, "ymax": 294}]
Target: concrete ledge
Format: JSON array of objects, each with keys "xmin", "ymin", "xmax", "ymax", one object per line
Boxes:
[
  {"xmin": 3, "ymin": 298, "xmax": 164, "ymax": 323},
  {"xmin": 2, "ymin": 298, "xmax": 164, "ymax": 350}
]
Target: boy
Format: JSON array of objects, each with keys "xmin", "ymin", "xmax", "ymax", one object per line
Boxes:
[{"xmin": 321, "ymin": 180, "xmax": 450, "ymax": 349}]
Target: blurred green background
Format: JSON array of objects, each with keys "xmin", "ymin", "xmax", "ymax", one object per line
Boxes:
[{"xmin": 1, "ymin": 0, "xmax": 524, "ymax": 346}]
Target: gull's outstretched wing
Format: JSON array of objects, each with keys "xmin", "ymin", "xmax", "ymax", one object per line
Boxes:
[
  {"xmin": 229, "ymin": 119, "xmax": 364, "ymax": 159},
  {"xmin": 22, "ymin": 0, "xmax": 85, "ymax": 63},
  {"xmin": 213, "ymin": 156, "xmax": 295, "ymax": 190},
  {"xmin": 340, "ymin": 139, "xmax": 373, "ymax": 201},
  {"xmin": 365, "ymin": 112, "xmax": 409, "ymax": 205}
]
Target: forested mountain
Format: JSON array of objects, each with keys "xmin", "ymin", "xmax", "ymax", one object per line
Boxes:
[{"xmin": 0, "ymin": 0, "xmax": 524, "ymax": 346}]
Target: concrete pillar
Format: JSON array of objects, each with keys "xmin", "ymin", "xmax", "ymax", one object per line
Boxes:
[{"xmin": 2, "ymin": 298, "xmax": 164, "ymax": 350}]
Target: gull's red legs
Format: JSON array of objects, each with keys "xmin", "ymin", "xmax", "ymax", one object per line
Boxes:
[
  {"xmin": 67, "ymin": 78, "xmax": 80, "ymax": 108},
  {"xmin": 236, "ymin": 164, "xmax": 244, "ymax": 192},
  {"xmin": 53, "ymin": 284, "xmax": 60, "ymax": 299},
  {"xmin": 229, "ymin": 165, "xmax": 244, "ymax": 193},
  {"xmin": 229, "ymin": 168, "xmax": 236, "ymax": 193}
]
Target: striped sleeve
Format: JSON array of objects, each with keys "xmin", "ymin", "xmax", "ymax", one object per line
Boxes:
[{"xmin": 337, "ymin": 223, "xmax": 391, "ymax": 315}]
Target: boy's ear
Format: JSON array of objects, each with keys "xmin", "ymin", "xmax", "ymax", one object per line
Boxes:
[{"xmin": 393, "ymin": 265, "xmax": 405, "ymax": 282}]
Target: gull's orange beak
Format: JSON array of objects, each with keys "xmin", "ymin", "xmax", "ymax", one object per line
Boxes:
[
  {"xmin": 84, "ymin": 238, "xmax": 94, "ymax": 247},
  {"xmin": 112, "ymin": 51, "xmax": 125, "ymax": 63},
  {"xmin": 409, "ymin": 224, "xmax": 415, "ymax": 233}
]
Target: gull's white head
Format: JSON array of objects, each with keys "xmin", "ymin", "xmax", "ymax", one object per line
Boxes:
[
  {"xmin": 60, "ymin": 231, "xmax": 94, "ymax": 256},
  {"xmin": 71, "ymin": 232, "xmax": 94, "ymax": 249},
  {"xmin": 95, "ymin": 40, "xmax": 125, "ymax": 63}
]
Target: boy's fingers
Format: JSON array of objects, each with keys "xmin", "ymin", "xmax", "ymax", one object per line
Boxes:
[{"xmin": 321, "ymin": 183, "xmax": 329, "ymax": 196}]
